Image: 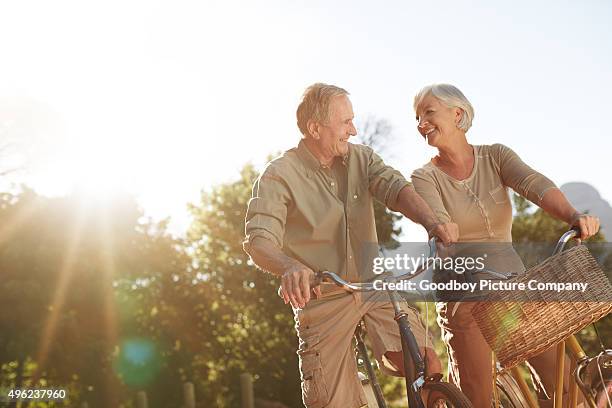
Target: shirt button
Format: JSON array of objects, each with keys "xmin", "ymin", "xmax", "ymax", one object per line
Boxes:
[
  {"xmin": 331, "ymin": 182, "xmax": 335, "ymax": 187},
  {"xmin": 349, "ymin": 255, "xmax": 353, "ymax": 259},
  {"xmin": 353, "ymin": 194, "xmax": 358, "ymax": 199}
]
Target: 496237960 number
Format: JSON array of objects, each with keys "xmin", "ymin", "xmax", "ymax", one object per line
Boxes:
[{"xmin": 6, "ymin": 388, "xmax": 67, "ymax": 401}]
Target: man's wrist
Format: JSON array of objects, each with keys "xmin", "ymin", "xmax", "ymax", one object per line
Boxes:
[
  {"xmin": 282, "ymin": 258, "xmax": 305, "ymax": 274},
  {"xmin": 423, "ymin": 216, "xmax": 441, "ymax": 232},
  {"xmin": 425, "ymin": 221, "xmax": 443, "ymax": 237}
]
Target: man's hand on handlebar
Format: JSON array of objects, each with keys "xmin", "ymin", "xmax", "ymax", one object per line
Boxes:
[
  {"xmin": 428, "ymin": 222, "xmax": 459, "ymax": 246},
  {"xmin": 280, "ymin": 263, "xmax": 322, "ymax": 309}
]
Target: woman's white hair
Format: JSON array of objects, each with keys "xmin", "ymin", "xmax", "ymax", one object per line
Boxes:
[{"xmin": 413, "ymin": 84, "xmax": 475, "ymax": 132}]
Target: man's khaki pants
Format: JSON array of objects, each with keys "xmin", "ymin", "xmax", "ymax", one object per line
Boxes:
[{"xmin": 294, "ymin": 290, "xmax": 433, "ymax": 408}]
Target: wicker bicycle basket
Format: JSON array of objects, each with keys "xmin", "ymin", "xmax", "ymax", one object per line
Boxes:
[{"xmin": 471, "ymin": 244, "xmax": 612, "ymax": 369}]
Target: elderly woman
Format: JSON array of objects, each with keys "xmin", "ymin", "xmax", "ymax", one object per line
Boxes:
[{"xmin": 410, "ymin": 83, "xmax": 600, "ymax": 407}]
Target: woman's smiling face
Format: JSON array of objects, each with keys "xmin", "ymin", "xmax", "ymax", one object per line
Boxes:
[{"xmin": 415, "ymin": 93, "xmax": 463, "ymax": 147}]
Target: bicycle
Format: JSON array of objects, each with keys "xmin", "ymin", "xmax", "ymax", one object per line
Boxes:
[
  {"xmin": 315, "ymin": 237, "xmax": 473, "ymax": 408},
  {"xmin": 485, "ymin": 229, "xmax": 612, "ymax": 408}
]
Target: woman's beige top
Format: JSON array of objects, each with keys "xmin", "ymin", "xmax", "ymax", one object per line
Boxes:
[{"xmin": 412, "ymin": 144, "xmax": 557, "ymax": 272}]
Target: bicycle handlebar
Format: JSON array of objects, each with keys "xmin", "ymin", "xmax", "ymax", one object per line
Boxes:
[
  {"xmin": 316, "ymin": 237, "xmax": 438, "ymax": 292},
  {"xmin": 317, "ymin": 228, "xmax": 583, "ymax": 292},
  {"xmin": 553, "ymin": 226, "xmax": 581, "ymax": 255}
]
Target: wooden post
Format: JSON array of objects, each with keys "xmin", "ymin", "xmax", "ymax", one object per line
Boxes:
[
  {"xmin": 240, "ymin": 373, "xmax": 255, "ymax": 408},
  {"xmin": 183, "ymin": 382, "xmax": 196, "ymax": 408},
  {"xmin": 136, "ymin": 391, "xmax": 148, "ymax": 408}
]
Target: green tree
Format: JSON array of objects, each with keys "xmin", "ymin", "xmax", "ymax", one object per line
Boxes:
[
  {"xmin": 186, "ymin": 164, "xmax": 301, "ymax": 407},
  {"xmin": 0, "ymin": 188, "xmax": 191, "ymax": 407}
]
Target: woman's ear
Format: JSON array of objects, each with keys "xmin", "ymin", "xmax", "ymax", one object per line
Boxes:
[
  {"xmin": 454, "ymin": 108, "xmax": 463, "ymax": 127},
  {"xmin": 307, "ymin": 120, "xmax": 320, "ymax": 140}
]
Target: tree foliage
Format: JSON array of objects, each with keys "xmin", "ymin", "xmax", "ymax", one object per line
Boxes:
[
  {"xmin": 0, "ymin": 188, "xmax": 191, "ymax": 407},
  {"xmin": 184, "ymin": 163, "xmax": 302, "ymax": 407}
]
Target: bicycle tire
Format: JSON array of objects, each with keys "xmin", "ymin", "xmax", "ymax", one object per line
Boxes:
[
  {"xmin": 424, "ymin": 382, "xmax": 474, "ymax": 408},
  {"xmin": 493, "ymin": 372, "xmax": 530, "ymax": 408}
]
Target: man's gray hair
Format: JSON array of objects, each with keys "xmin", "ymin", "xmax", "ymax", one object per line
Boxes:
[
  {"xmin": 297, "ymin": 83, "xmax": 349, "ymax": 138},
  {"xmin": 413, "ymin": 84, "xmax": 475, "ymax": 132}
]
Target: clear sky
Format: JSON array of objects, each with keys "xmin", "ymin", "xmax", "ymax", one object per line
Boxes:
[{"xmin": 1, "ymin": 0, "xmax": 610, "ymax": 240}]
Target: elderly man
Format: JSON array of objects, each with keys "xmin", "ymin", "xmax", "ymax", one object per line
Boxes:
[{"xmin": 243, "ymin": 83, "xmax": 458, "ymax": 408}]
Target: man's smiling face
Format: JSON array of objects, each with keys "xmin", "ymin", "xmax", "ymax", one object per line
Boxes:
[{"xmin": 316, "ymin": 94, "xmax": 357, "ymax": 158}]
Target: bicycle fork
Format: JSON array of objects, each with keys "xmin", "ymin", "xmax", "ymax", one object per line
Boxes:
[{"xmin": 388, "ymin": 289, "xmax": 426, "ymax": 408}]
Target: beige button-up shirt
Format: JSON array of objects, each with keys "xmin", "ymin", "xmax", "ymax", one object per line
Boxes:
[
  {"xmin": 412, "ymin": 143, "xmax": 557, "ymax": 273},
  {"xmin": 244, "ymin": 140, "xmax": 410, "ymax": 289}
]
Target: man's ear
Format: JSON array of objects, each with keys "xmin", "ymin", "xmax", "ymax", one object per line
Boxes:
[{"xmin": 307, "ymin": 120, "xmax": 320, "ymax": 140}]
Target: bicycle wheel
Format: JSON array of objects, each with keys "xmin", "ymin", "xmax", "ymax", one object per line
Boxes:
[
  {"xmin": 493, "ymin": 371, "xmax": 530, "ymax": 408},
  {"xmin": 594, "ymin": 381, "xmax": 612, "ymax": 408},
  {"xmin": 424, "ymin": 382, "xmax": 473, "ymax": 408}
]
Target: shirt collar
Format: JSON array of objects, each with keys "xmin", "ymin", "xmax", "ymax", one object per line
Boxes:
[{"xmin": 297, "ymin": 139, "xmax": 349, "ymax": 171}]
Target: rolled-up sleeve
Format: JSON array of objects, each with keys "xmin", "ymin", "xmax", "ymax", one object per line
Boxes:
[
  {"xmin": 411, "ymin": 170, "xmax": 452, "ymax": 224},
  {"xmin": 243, "ymin": 167, "xmax": 292, "ymax": 251},
  {"xmin": 366, "ymin": 147, "xmax": 411, "ymax": 206},
  {"xmin": 492, "ymin": 143, "xmax": 557, "ymax": 205}
]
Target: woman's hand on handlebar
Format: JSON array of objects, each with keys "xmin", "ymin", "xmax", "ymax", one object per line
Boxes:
[
  {"xmin": 280, "ymin": 263, "xmax": 322, "ymax": 308},
  {"xmin": 571, "ymin": 213, "xmax": 600, "ymax": 242},
  {"xmin": 429, "ymin": 222, "xmax": 459, "ymax": 246}
]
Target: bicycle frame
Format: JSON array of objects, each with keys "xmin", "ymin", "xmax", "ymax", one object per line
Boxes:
[
  {"xmin": 552, "ymin": 229, "xmax": 599, "ymax": 408},
  {"xmin": 320, "ymin": 238, "xmax": 438, "ymax": 408},
  {"xmin": 503, "ymin": 323, "xmax": 599, "ymax": 408},
  {"xmin": 352, "ymin": 288, "xmax": 435, "ymax": 408}
]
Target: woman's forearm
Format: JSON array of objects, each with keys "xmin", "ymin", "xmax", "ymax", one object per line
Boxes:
[
  {"xmin": 539, "ymin": 188, "xmax": 578, "ymax": 224},
  {"xmin": 538, "ymin": 187, "xmax": 601, "ymax": 239}
]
